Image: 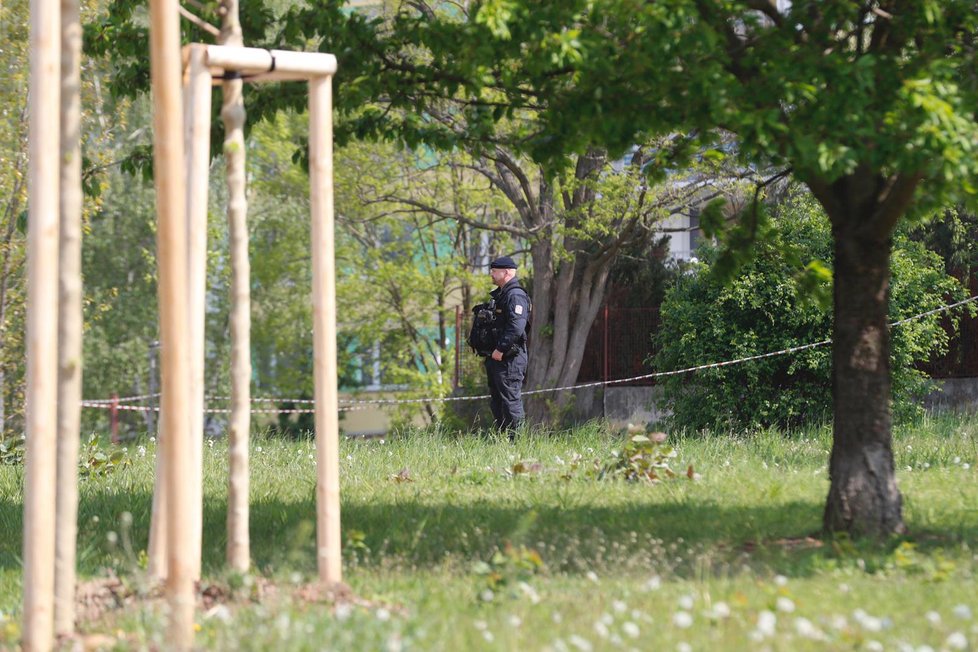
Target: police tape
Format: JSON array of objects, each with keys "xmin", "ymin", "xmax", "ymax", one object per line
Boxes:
[{"xmin": 82, "ymin": 293, "xmax": 978, "ymax": 414}]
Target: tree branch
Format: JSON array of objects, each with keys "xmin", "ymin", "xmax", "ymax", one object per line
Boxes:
[{"xmin": 179, "ymin": 5, "xmax": 221, "ymax": 38}]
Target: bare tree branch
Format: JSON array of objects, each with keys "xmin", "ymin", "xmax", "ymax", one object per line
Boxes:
[{"xmin": 179, "ymin": 5, "xmax": 221, "ymax": 37}]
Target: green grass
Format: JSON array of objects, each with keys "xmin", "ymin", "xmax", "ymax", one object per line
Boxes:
[{"xmin": 2, "ymin": 414, "xmax": 978, "ymax": 650}]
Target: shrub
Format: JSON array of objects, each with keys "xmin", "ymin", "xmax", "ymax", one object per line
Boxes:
[{"xmin": 654, "ymin": 189, "xmax": 964, "ymax": 431}]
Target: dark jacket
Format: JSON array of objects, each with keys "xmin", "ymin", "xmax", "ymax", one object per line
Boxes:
[{"xmin": 490, "ymin": 278, "xmax": 530, "ymax": 354}]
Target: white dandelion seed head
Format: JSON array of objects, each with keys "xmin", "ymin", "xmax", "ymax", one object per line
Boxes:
[
  {"xmin": 756, "ymin": 610, "xmax": 777, "ymax": 637},
  {"xmin": 946, "ymin": 632, "xmax": 968, "ymax": 650},
  {"xmin": 672, "ymin": 611, "xmax": 693, "ymax": 629},
  {"xmin": 334, "ymin": 604, "xmax": 352, "ymax": 621},
  {"xmin": 593, "ymin": 621, "xmax": 609, "ymax": 639},
  {"xmin": 953, "ymin": 605, "xmax": 973, "ymax": 620},
  {"xmin": 794, "ymin": 617, "xmax": 823, "ymax": 640},
  {"xmin": 568, "ymin": 634, "xmax": 593, "ymax": 652},
  {"xmin": 776, "ymin": 597, "xmax": 796, "ymax": 613},
  {"xmin": 710, "ymin": 602, "xmax": 731, "ymax": 619}
]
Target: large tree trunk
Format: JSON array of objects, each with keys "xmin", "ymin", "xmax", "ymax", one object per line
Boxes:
[{"xmin": 822, "ymin": 223, "xmax": 905, "ymax": 536}]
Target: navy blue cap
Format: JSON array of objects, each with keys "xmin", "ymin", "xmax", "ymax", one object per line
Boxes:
[{"xmin": 490, "ymin": 256, "xmax": 517, "ymax": 269}]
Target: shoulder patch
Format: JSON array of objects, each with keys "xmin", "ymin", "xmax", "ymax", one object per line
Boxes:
[{"xmin": 514, "ymin": 304, "xmax": 524, "ymax": 315}]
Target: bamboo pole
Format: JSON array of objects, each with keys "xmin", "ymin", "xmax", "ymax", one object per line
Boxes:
[
  {"xmin": 219, "ymin": 2, "xmax": 252, "ymax": 573},
  {"xmin": 23, "ymin": 0, "xmax": 61, "ymax": 645},
  {"xmin": 184, "ymin": 43, "xmax": 211, "ymax": 582},
  {"xmin": 54, "ymin": 0, "xmax": 82, "ymax": 637},
  {"xmin": 308, "ymin": 75, "xmax": 341, "ymax": 585},
  {"xmin": 148, "ymin": 0, "xmax": 192, "ymax": 646}
]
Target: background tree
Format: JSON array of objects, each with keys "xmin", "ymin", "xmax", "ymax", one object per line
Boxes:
[
  {"xmin": 269, "ymin": 2, "xmax": 748, "ymax": 421},
  {"xmin": 0, "ymin": 0, "xmax": 30, "ymax": 439}
]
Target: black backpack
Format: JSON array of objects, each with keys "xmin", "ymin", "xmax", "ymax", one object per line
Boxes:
[{"xmin": 468, "ymin": 300, "xmax": 497, "ymax": 357}]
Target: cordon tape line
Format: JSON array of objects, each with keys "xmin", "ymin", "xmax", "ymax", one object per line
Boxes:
[{"xmin": 82, "ymin": 294, "xmax": 978, "ymax": 413}]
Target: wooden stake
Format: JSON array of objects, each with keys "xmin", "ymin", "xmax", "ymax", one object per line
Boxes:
[
  {"xmin": 23, "ymin": 0, "xmax": 61, "ymax": 645},
  {"xmin": 149, "ymin": 0, "xmax": 192, "ymax": 646},
  {"xmin": 184, "ymin": 43, "xmax": 211, "ymax": 582},
  {"xmin": 309, "ymin": 75, "xmax": 341, "ymax": 585},
  {"xmin": 54, "ymin": 0, "xmax": 82, "ymax": 637}
]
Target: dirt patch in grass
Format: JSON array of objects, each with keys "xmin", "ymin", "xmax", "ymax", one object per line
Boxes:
[{"xmin": 62, "ymin": 571, "xmax": 399, "ymax": 648}]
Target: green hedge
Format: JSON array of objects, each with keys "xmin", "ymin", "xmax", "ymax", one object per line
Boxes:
[{"xmin": 654, "ymin": 190, "xmax": 964, "ymax": 431}]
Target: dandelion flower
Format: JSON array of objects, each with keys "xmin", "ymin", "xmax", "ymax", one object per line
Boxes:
[
  {"xmin": 794, "ymin": 617, "xmax": 822, "ymax": 640},
  {"xmin": 678, "ymin": 595, "xmax": 694, "ymax": 610},
  {"xmin": 925, "ymin": 611, "xmax": 941, "ymax": 625},
  {"xmin": 954, "ymin": 605, "xmax": 973, "ymax": 620},
  {"xmin": 946, "ymin": 632, "xmax": 968, "ymax": 650},
  {"xmin": 568, "ymin": 634, "xmax": 593, "ymax": 652},
  {"xmin": 622, "ymin": 622, "xmax": 640, "ymax": 638},
  {"xmin": 593, "ymin": 621, "xmax": 609, "ymax": 639},
  {"xmin": 710, "ymin": 602, "xmax": 731, "ymax": 619},
  {"xmin": 672, "ymin": 611, "xmax": 693, "ymax": 628},
  {"xmin": 776, "ymin": 597, "xmax": 796, "ymax": 613},
  {"xmin": 774, "ymin": 574, "xmax": 788, "ymax": 586},
  {"xmin": 755, "ymin": 610, "xmax": 777, "ymax": 637}
]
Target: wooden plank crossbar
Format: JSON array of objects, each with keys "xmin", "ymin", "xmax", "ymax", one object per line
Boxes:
[{"xmin": 182, "ymin": 44, "xmax": 338, "ymax": 83}]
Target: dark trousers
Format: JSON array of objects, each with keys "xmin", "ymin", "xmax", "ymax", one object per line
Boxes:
[{"xmin": 485, "ymin": 348, "xmax": 528, "ymax": 430}]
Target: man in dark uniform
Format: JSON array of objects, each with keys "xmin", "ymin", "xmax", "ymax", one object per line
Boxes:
[{"xmin": 485, "ymin": 256, "xmax": 530, "ymax": 436}]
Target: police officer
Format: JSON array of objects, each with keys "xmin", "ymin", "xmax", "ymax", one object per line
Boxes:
[{"xmin": 485, "ymin": 256, "xmax": 530, "ymax": 436}]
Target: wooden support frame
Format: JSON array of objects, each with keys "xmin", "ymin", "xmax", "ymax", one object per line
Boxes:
[
  {"xmin": 177, "ymin": 43, "xmax": 341, "ymax": 587},
  {"xmin": 146, "ymin": 44, "xmax": 341, "ymax": 646}
]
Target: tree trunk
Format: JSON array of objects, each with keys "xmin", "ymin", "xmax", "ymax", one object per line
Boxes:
[
  {"xmin": 221, "ymin": 0, "xmax": 252, "ymax": 572},
  {"xmin": 55, "ymin": 0, "xmax": 83, "ymax": 634},
  {"xmin": 822, "ymin": 224, "xmax": 905, "ymax": 537}
]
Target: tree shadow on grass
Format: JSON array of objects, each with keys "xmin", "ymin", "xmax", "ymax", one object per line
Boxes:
[{"xmin": 3, "ymin": 488, "xmax": 978, "ymax": 584}]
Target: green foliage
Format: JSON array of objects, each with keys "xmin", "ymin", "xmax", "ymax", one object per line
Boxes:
[
  {"xmin": 0, "ymin": 434, "xmax": 24, "ymax": 465},
  {"xmin": 655, "ymin": 190, "xmax": 964, "ymax": 431},
  {"xmin": 594, "ymin": 430, "xmax": 679, "ymax": 483},
  {"xmin": 79, "ymin": 434, "xmax": 132, "ymax": 478},
  {"xmin": 471, "ymin": 542, "xmax": 545, "ymax": 601}
]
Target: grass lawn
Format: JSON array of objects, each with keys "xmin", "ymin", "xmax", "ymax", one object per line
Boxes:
[{"xmin": 1, "ymin": 413, "xmax": 977, "ymax": 650}]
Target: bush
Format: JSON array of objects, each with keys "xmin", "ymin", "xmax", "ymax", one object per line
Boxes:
[{"xmin": 653, "ymin": 189, "xmax": 964, "ymax": 431}]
